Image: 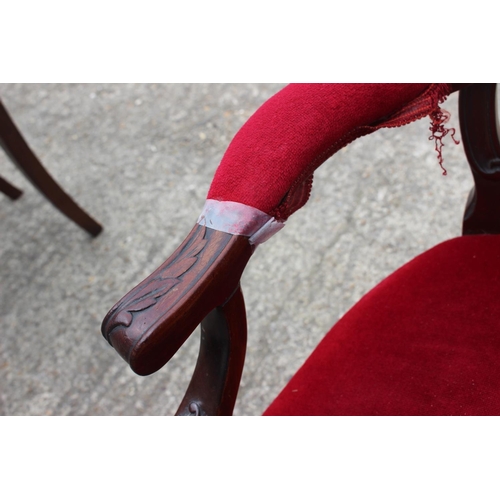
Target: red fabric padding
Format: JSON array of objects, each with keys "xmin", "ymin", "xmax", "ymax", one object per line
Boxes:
[
  {"xmin": 264, "ymin": 235, "xmax": 500, "ymax": 416},
  {"xmin": 208, "ymin": 83, "xmax": 456, "ymax": 220}
]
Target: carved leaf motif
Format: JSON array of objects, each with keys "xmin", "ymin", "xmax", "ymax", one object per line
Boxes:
[
  {"xmin": 107, "ymin": 227, "xmax": 208, "ymax": 330},
  {"xmin": 111, "ymin": 309, "xmax": 133, "ymax": 329},
  {"xmin": 126, "ymin": 279, "xmax": 179, "ymax": 312},
  {"xmin": 160, "ymin": 227, "xmax": 207, "ymax": 279},
  {"xmin": 185, "ymin": 234, "xmax": 207, "ymax": 259},
  {"xmin": 160, "ymin": 257, "xmax": 197, "ymax": 280}
]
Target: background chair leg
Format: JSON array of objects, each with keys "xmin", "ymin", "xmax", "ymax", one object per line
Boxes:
[
  {"xmin": 0, "ymin": 175, "xmax": 23, "ymax": 200},
  {"xmin": 0, "ymin": 99, "xmax": 103, "ymax": 237}
]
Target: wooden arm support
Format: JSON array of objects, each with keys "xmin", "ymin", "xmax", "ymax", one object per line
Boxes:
[
  {"xmin": 101, "ymin": 224, "xmax": 253, "ymax": 381},
  {"xmin": 175, "ymin": 285, "xmax": 247, "ymax": 416}
]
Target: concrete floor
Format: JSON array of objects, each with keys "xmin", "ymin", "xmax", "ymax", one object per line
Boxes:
[{"xmin": 0, "ymin": 83, "xmax": 474, "ymax": 415}]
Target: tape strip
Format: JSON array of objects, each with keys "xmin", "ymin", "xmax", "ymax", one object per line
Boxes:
[{"xmin": 197, "ymin": 199, "xmax": 285, "ymax": 246}]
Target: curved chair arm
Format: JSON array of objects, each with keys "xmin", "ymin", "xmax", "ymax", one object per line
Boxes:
[{"xmin": 175, "ymin": 284, "xmax": 247, "ymax": 416}]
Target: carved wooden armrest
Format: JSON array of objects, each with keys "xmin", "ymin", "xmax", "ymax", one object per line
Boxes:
[
  {"xmin": 102, "ymin": 224, "xmax": 253, "ymax": 414},
  {"xmin": 102, "ymin": 223, "xmax": 253, "ymax": 374}
]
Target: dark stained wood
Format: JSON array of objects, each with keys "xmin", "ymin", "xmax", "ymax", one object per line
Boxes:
[
  {"xmin": 0, "ymin": 176, "xmax": 23, "ymax": 200},
  {"xmin": 101, "ymin": 224, "xmax": 253, "ymax": 377},
  {"xmin": 0, "ymin": 98, "xmax": 102, "ymax": 237},
  {"xmin": 459, "ymin": 84, "xmax": 500, "ymax": 235},
  {"xmin": 176, "ymin": 285, "xmax": 247, "ymax": 416}
]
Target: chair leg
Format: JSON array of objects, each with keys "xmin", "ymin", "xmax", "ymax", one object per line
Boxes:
[
  {"xmin": 0, "ymin": 99, "xmax": 103, "ymax": 237},
  {"xmin": 0, "ymin": 175, "xmax": 23, "ymax": 200}
]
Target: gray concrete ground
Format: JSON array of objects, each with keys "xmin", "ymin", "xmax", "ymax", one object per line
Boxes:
[{"xmin": 0, "ymin": 83, "xmax": 473, "ymax": 415}]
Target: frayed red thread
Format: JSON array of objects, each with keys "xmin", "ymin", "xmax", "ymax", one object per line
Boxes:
[{"xmin": 429, "ymin": 103, "xmax": 460, "ymax": 176}]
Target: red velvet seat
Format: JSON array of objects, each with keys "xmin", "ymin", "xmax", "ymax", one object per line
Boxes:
[{"xmin": 264, "ymin": 235, "xmax": 500, "ymax": 415}]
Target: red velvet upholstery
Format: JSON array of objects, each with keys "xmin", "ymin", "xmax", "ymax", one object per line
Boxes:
[
  {"xmin": 264, "ymin": 235, "xmax": 500, "ymax": 416},
  {"xmin": 208, "ymin": 84, "xmax": 458, "ymax": 221}
]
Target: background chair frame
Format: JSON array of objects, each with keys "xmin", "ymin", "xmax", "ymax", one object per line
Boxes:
[{"xmin": 0, "ymin": 98, "xmax": 102, "ymax": 237}]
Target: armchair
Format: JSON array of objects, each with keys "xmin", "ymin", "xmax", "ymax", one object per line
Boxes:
[{"xmin": 102, "ymin": 83, "xmax": 500, "ymax": 415}]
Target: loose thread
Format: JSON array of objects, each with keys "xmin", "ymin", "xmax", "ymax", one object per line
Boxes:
[{"xmin": 428, "ymin": 104, "xmax": 460, "ymax": 176}]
